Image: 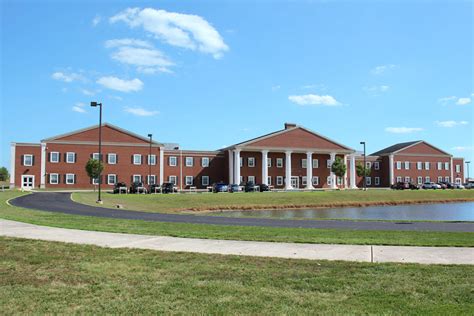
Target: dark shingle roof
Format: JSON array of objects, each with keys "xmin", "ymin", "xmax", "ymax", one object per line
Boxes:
[{"xmin": 370, "ymin": 141, "xmax": 420, "ymax": 156}]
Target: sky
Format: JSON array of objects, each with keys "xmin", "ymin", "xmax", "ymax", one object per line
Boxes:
[{"xmin": 1, "ymin": 0, "xmax": 473, "ymax": 176}]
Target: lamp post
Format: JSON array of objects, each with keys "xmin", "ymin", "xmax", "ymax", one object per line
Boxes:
[
  {"xmin": 360, "ymin": 141, "xmax": 366, "ymax": 191},
  {"xmin": 466, "ymin": 161, "xmax": 471, "ymax": 182},
  {"xmin": 148, "ymin": 134, "xmax": 153, "ymax": 188},
  {"xmin": 90, "ymin": 101, "xmax": 103, "ymax": 203}
]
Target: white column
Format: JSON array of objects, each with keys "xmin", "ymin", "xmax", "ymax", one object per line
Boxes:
[
  {"xmin": 389, "ymin": 154, "xmax": 394, "ymax": 185},
  {"xmin": 329, "ymin": 152, "xmax": 337, "ymax": 189},
  {"xmin": 234, "ymin": 149, "xmax": 241, "ymax": 185},
  {"xmin": 450, "ymin": 157, "xmax": 454, "ymax": 182},
  {"xmin": 40, "ymin": 142, "xmax": 46, "ymax": 188},
  {"xmin": 10, "ymin": 143, "xmax": 16, "ymax": 188},
  {"xmin": 159, "ymin": 148, "xmax": 164, "ymax": 185},
  {"xmin": 228, "ymin": 150, "xmax": 234, "ymax": 184},
  {"xmin": 261, "ymin": 150, "xmax": 269, "ymax": 185},
  {"xmin": 343, "ymin": 154, "xmax": 348, "ymax": 189},
  {"xmin": 285, "ymin": 150, "xmax": 293, "ymax": 190},
  {"xmin": 350, "ymin": 154, "xmax": 357, "ymax": 189},
  {"xmin": 306, "ymin": 152, "xmax": 314, "ymax": 189}
]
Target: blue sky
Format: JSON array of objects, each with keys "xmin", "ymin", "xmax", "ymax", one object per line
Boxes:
[{"xmin": 1, "ymin": 0, "xmax": 473, "ymax": 175}]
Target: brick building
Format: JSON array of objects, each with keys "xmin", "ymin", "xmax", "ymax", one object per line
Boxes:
[{"xmin": 10, "ymin": 122, "xmax": 465, "ymax": 190}]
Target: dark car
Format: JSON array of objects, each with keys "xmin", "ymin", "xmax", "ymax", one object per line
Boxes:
[
  {"xmin": 113, "ymin": 182, "xmax": 128, "ymax": 194},
  {"xmin": 228, "ymin": 184, "xmax": 241, "ymax": 193},
  {"xmin": 407, "ymin": 183, "xmax": 420, "ymax": 190},
  {"xmin": 244, "ymin": 182, "xmax": 258, "ymax": 192},
  {"xmin": 130, "ymin": 182, "xmax": 146, "ymax": 194},
  {"xmin": 259, "ymin": 184, "xmax": 270, "ymax": 192},
  {"xmin": 212, "ymin": 183, "xmax": 228, "ymax": 193},
  {"xmin": 391, "ymin": 182, "xmax": 409, "ymax": 190},
  {"xmin": 161, "ymin": 182, "xmax": 176, "ymax": 194},
  {"xmin": 437, "ymin": 182, "xmax": 447, "ymax": 190},
  {"xmin": 148, "ymin": 184, "xmax": 161, "ymax": 194},
  {"xmin": 440, "ymin": 182, "xmax": 455, "ymax": 189}
]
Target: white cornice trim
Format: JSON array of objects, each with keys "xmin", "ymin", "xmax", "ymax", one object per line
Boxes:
[{"xmin": 45, "ymin": 140, "xmax": 163, "ymax": 148}]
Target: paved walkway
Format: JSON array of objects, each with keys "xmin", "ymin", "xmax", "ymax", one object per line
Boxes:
[
  {"xmin": 10, "ymin": 192, "xmax": 474, "ymax": 232},
  {"xmin": 1, "ymin": 219, "xmax": 473, "ymax": 265}
]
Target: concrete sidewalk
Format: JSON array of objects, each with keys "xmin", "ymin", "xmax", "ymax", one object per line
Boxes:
[{"xmin": 1, "ymin": 219, "xmax": 473, "ymax": 265}]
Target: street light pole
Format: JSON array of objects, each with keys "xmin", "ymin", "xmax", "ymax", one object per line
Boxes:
[
  {"xmin": 360, "ymin": 141, "xmax": 366, "ymax": 191},
  {"xmin": 466, "ymin": 161, "xmax": 471, "ymax": 181},
  {"xmin": 148, "ymin": 134, "xmax": 152, "ymax": 188},
  {"xmin": 91, "ymin": 101, "xmax": 103, "ymax": 203}
]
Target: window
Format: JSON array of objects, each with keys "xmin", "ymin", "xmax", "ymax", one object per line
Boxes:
[
  {"xmin": 92, "ymin": 177, "xmax": 99, "ymax": 185},
  {"xmin": 425, "ymin": 176, "xmax": 430, "ymax": 183},
  {"xmin": 312, "ymin": 159, "xmax": 319, "ymax": 168},
  {"xmin": 240, "ymin": 176, "xmax": 244, "ymax": 184},
  {"xmin": 248, "ymin": 157, "xmax": 255, "ymax": 167},
  {"xmin": 65, "ymin": 174, "xmax": 75, "ymax": 185},
  {"xmin": 169, "ymin": 156, "xmax": 177, "ymax": 166},
  {"xmin": 168, "ymin": 176, "xmax": 177, "ymax": 185},
  {"xmin": 455, "ymin": 178, "xmax": 462, "ymax": 184},
  {"xmin": 201, "ymin": 157, "xmax": 209, "ymax": 167},
  {"xmin": 148, "ymin": 155, "xmax": 156, "ymax": 165},
  {"xmin": 133, "ymin": 175, "xmax": 142, "ymax": 183},
  {"xmin": 396, "ymin": 176, "xmax": 402, "ymax": 183},
  {"xmin": 417, "ymin": 177, "xmax": 423, "ymax": 185},
  {"xmin": 437, "ymin": 162, "xmax": 442, "ymax": 170},
  {"xmin": 417, "ymin": 162, "xmax": 422, "ymax": 170},
  {"xmin": 248, "ymin": 176, "xmax": 255, "ymax": 183},
  {"xmin": 49, "ymin": 173, "xmax": 59, "ymax": 184},
  {"xmin": 276, "ymin": 158, "xmax": 283, "ymax": 168},
  {"xmin": 108, "ymin": 153, "xmax": 117, "ymax": 164},
  {"xmin": 93, "ymin": 153, "xmax": 100, "ymax": 160},
  {"xmin": 366, "ymin": 177, "xmax": 371, "ymax": 185},
  {"xmin": 396, "ymin": 161, "xmax": 402, "ymax": 170},
  {"xmin": 374, "ymin": 161, "xmax": 380, "ymax": 170},
  {"xmin": 202, "ymin": 176, "xmax": 209, "ymax": 186},
  {"xmin": 312, "ymin": 176, "xmax": 319, "ymax": 186},
  {"xmin": 444, "ymin": 162, "xmax": 450, "ymax": 170},
  {"xmin": 267, "ymin": 158, "xmax": 272, "ymax": 167},
  {"xmin": 445, "ymin": 176, "xmax": 450, "ymax": 182},
  {"xmin": 405, "ymin": 177, "xmax": 411, "ymax": 183},
  {"xmin": 301, "ymin": 159, "xmax": 307, "ymax": 169},
  {"xmin": 327, "ymin": 159, "xmax": 332, "ymax": 168},
  {"xmin": 375, "ymin": 177, "xmax": 380, "ymax": 186},
  {"xmin": 147, "ymin": 175, "xmax": 156, "ymax": 185},
  {"xmin": 302, "ymin": 176, "xmax": 307, "ymax": 186},
  {"xmin": 366, "ymin": 162, "xmax": 372, "ymax": 169},
  {"xmin": 437, "ymin": 176, "xmax": 443, "ymax": 183},
  {"xmin": 133, "ymin": 154, "xmax": 142, "ymax": 165},
  {"xmin": 50, "ymin": 152, "xmax": 59, "ymax": 163},
  {"xmin": 108, "ymin": 174, "xmax": 117, "ymax": 185},
  {"xmin": 240, "ymin": 157, "xmax": 243, "ymax": 167},
  {"xmin": 425, "ymin": 162, "xmax": 430, "ymax": 170},
  {"xmin": 185, "ymin": 157, "xmax": 194, "ymax": 167},
  {"xmin": 456, "ymin": 164, "xmax": 461, "ymax": 173},
  {"xmin": 276, "ymin": 176, "xmax": 283, "ymax": 186},
  {"xmin": 267, "ymin": 176, "xmax": 272, "ymax": 185},
  {"xmin": 404, "ymin": 161, "xmax": 410, "ymax": 170},
  {"xmin": 66, "ymin": 152, "xmax": 75, "ymax": 163},
  {"xmin": 337, "ymin": 177, "xmax": 342, "ymax": 185},
  {"xmin": 327, "ymin": 176, "xmax": 332, "ymax": 186},
  {"xmin": 23, "ymin": 154, "xmax": 33, "ymax": 166},
  {"xmin": 185, "ymin": 176, "xmax": 194, "ymax": 186}
]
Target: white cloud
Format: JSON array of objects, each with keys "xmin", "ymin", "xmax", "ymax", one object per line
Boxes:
[
  {"xmin": 438, "ymin": 96, "xmax": 457, "ymax": 104},
  {"xmin": 435, "ymin": 120, "xmax": 468, "ymax": 128},
  {"xmin": 124, "ymin": 106, "xmax": 159, "ymax": 116},
  {"xmin": 108, "ymin": 95, "xmax": 123, "ymax": 101},
  {"xmin": 371, "ymin": 64, "xmax": 397, "ymax": 75},
  {"xmin": 51, "ymin": 71, "xmax": 85, "ymax": 83},
  {"xmin": 301, "ymin": 83, "xmax": 327, "ymax": 91},
  {"xmin": 105, "ymin": 38, "xmax": 153, "ymax": 48},
  {"xmin": 385, "ymin": 127, "xmax": 423, "ymax": 134},
  {"xmin": 81, "ymin": 89, "xmax": 95, "ymax": 96},
  {"xmin": 363, "ymin": 85, "xmax": 390, "ymax": 96},
  {"xmin": 451, "ymin": 146, "xmax": 474, "ymax": 152},
  {"xmin": 271, "ymin": 85, "xmax": 281, "ymax": 91},
  {"xmin": 438, "ymin": 95, "xmax": 472, "ymax": 106},
  {"xmin": 288, "ymin": 94, "xmax": 340, "ymax": 106},
  {"xmin": 72, "ymin": 102, "xmax": 86, "ymax": 113},
  {"xmin": 92, "ymin": 15, "xmax": 101, "ymax": 26},
  {"xmin": 96, "ymin": 76, "xmax": 143, "ymax": 92},
  {"xmin": 456, "ymin": 97, "xmax": 471, "ymax": 105},
  {"xmin": 110, "ymin": 7, "xmax": 229, "ymax": 59}
]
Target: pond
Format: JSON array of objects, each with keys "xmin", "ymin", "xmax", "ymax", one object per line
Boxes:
[{"xmin": 214, "ymin": 202, "xmax": 474, "ymax": 221}]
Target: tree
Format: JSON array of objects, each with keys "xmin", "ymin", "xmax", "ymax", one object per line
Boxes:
[
  {"xmin": 356, "ymin": 163, "xmax": 371, "ymax": 177},
  {"xmin": 331, "ymin": 157, "xmax": 347, "ymax": 189},
  {"xmin": 0, "ymin": 167, "xmax": 9, "ymax": 182},
  {"xmin": 85, "ymin": 159, "xmax": 103, "ymax": 186}
]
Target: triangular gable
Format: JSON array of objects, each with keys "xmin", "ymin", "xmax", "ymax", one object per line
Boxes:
[
  {"xmin": 42, "ymin": 123, "xmax": 163, "ymax": 145},
  {"xmin": 395, "ymin": 141, "xmax": 451, "ymax": 156}
]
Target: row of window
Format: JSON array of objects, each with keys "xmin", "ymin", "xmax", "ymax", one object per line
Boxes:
[
  {"xmin": 168, "ymin": 156, "xmax": 210, "ymax": 167},
  {"xmin": 396, "ymin": 161, "xmax": 453, "ymax": 171},
  {"xmin": 238, "ymin": 157, "xmax": 348, "ymax": 169},
  {"xmin": 396, "ymin": 176, "xmax": 452, "ymax": 185}
]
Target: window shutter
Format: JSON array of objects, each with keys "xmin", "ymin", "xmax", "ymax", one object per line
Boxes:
[
  {"xmin": 131, "ymin": 155, "xmax": 134, "ymax": 164},
  {"xmin": 32, "ymin": 156, "xmax": 35, "ymax": 166},
  {"xmin": 74, "ymin": 153, "xmax": 77, "ymax": 163},
  {"xmin": 57, "ymin": 174, "xmax": 60, "ymax": 184},
  {"xmin": 106, "ymin": 154, "xmax": 109, "ymax": 164},
  {"xmin": 48, "ymin": 153, "xmax": 51, "ymax": 162},
  {"xmin": 74, "ymin": 175, "xmax": 76, "ymax": 184},
  {"xmin": 58, "ymin": 153, "xmax": 61, "ymax": 163},
  {"xmin": 20, "ymin": 155, "xmax": 24, "ymax": 166},
  {"xmin": 116, "ymin": 154, "xmax": 118, "ymax": 164}
]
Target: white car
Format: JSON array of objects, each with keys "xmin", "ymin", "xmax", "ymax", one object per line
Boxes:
[{"xmin": 422, "ymin": 182, "xmax": 441, "ymax": 189}]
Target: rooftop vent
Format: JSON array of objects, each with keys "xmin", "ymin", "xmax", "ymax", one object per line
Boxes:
[{"xmin": 284, "ymin": 123, "xmax": 297, "ymax": 130}]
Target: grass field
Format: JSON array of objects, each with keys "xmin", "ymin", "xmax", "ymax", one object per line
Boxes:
[
  {"xmin": 1, "ymin": 237, "xmax": 472, "ymax": 314},
  {"xmin": 73, "ymin": 189, "xmax": 474, "ymax": 213},
  {"xmin": 1, "ymin": 191, "xmax": 473, "ymax": 247}
]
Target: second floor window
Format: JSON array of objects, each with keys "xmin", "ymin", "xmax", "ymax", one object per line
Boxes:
[
  {"xmin": 374, "ymin": 161, "xmax": 380, "ymax": 170},
  {"xmin": 148, "ymin": 154, "xmax": 156, "ymax": 165},
  {"xmin": 169, "ymin": 156, "xmax": 177, "ymax": 166},
  {"xmin": 202, "ymin": 157, "xmax": 209, "ymax": 167},
  {"xmin": 66, "ymin": 152, "xmax": 76, "ymax": 163},
  {"xmin": 276, "ymin": 158, "xmax": 283, "ymax": 168},
  {"xmin": 133, "ymin": 154, "xmax": 142, "ymax": 165},
  {"xmin": 108, "ymin": 153, "xmax": 117, "ymax": 164},
  {"xmin": 23, "ymin": 154, "xmax": 33, "ymax": 166},
  {"xmin": 50, "ymin": 152, "xmax": 59, "ymax": 163},
  {"xmin": 248, "ymin": 157, "xmax": 255, "ymax": 167},
  {"xmin": 185, "ymin": 157, "xmax": 194, "ymax": 167}
]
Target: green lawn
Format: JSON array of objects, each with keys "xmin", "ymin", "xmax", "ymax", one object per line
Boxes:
[
  {"xmin": 1, "ymin": 237, "xmax": 472, "ymax": 314},
  {"xmin": 73, "ymin": 189, "xmax": 474, "ymax": 213},
  {"xmin": 1, "ymin": 191, "xmax": 473, "ymax": 247}
]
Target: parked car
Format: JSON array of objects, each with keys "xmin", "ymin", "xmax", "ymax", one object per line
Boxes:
[
  {"xmin": 453, "ymin": 183, "xmax": 465, "ymax": 189},
  {"xmin": 421, "ymin": 182, "xmax": 441, "ymax": 190},
  {"xmin": 228, "ymin": 184, "xmax": 241, "ymax": 193},
  {"xmin": 148, "ymin": 184, "xmax": 161, "ymax": 194},
  {"xmin": 130, "ymin": 182, "xmax": 147, "ymax": 194},
  {"xmin": 464, "ymin": 182, "xmax": 474, "ymax": 189},
  {"xmin": 391, "ymin": 182, "xmax": 409, "ymax": 190},
  {"xmin": 161, "ymin": 182, "xmax": 176, "ymax": 194},
  {"xmin": 212, "ymin": 183, "xmax": 228, "ymax": 193},
  {"xmin": 439, "ymin": 182, "xmax": 454, "ymax": 189},
  {"xmin": 259, "ymin": 184, "xmax": 270, "ymax": 192},
  {"xmin": 407, "ymin": 183, "xmax": 420, "ymax": 190},
  {"xmin": 437, "ymin": 182, "xmax": 447, "ymax": 190},
  {"xmin": 244, "ymin": 182, "xmax": 258, "ymax": 192},
  {"xmin": 113, "ymin": 182, "xmax": 128, "ymax": 194}
]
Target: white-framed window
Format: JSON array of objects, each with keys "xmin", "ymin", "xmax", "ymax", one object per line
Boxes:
[
  {"xmin": 133, "ymin": 154, "xmax": 142, "ymax": 165},
  {"xmin": 396, "ymin": 176, "xmax": 402, "ymax": 183},
  {"xmin": 240, "ymin": 157, "xmax": 243, "ymax": 167},
  {"xmin": 248, "ymin": 176, "xmax": 255, "ymax": 183},
  {"xmin": 147, "ymin": 175, "xmax": 156, "ymax": 185},
  {"xmin": 49, "ymin": 173, "xmax": 59, "ymax": 184},
  {"xmin": 417, "ymin": 161, "xmax": 422, "ymax": 170},
  {"xmin": 240, "ymin": 176, "xmax": 244, "ymax": 184},
  {"xmin": 404, "ymin": 161, "xmax": 410, "ymax": 170},
  {"xmin": 437, "ymin": 176, "xmax": 443, "ymax": 183},
  {"xmin": 65, "ymin": 173, "xmax": 75, "ymax": 185},
  {"xmin": 301, "ymin": 159, "xmax": 307, "ymax": 169},
  {"xmin": 148, "ymin": 155, "xmax": 156, "ymax": 165},
  {"xmin": 185, "ymin": 157, "xmax": 194, "ymax": 167},
  {"xmin": 93, "ymin": 153, "xmax": 100, "ymax": 160},
  {"xmin": 276, "ymin": 176, "xmax": 283, "ymax": 186},
  {"xmin": 92, "ymin": 177, "xmax": 99, "ymax": 185},
  {"xmin": 133, "ymin": 175, "xmax": 142, "ymax": 183},
  {"xmin": 445, "ymin": 176, "xmax": 450, "ymax": 182},
  {"xmin": 374, "ymin": 161, "xmax": 380, "ymax": 170},
  {"xmin": 437, "ymin": 162, "xmax": 442, "ymax": 170},
  {"xmin": 337, "ymin": 177, "xmax": 342, "ymax": 185},
  {"xmin": 425, "ymin": 176, "xmax": 430, "ymax": 183},
  {"xmin": 366, "ymin": 162, "xmax": 372, "ymax": 169},
  {"xmin": 375, "ymin": 177, "xmax": 380, "ymax": 186},
  {"xmin": 169, "ymin": 156, "xmax": 177, "ymax": 166},
  {"xmin": 444, "ymin": 162, "xmax": 450, "ymax": 170},
  {"xmin": 50, "ymin": 152, "xmax": 59, "ymax": 163},
  {"xmin": 267, "ymin": 158, "xmax": 272, "ymax": 167},
  {"xmin": 302, "ymin": 176, "xmax": 307, "ymax": 186},
  {"xmin": 202, "ymin": 157, "xmax": 209, "ymax": 167},
  {"xmin": 405, "ymin": 176, "xmax": 411, "ymax": 183},
  {"xmin": 366, "ymin": 177, "xmax": 371, "ymax": 185},
  {"xmin": 455, "ymin": 164, "xmax": 461, "ymax": 173},
  {"xmin": 23, "ymin": 154, "xmax": 33, "ymax": 166},
  {"xmin": 185, "ymin": 176, "xmax": 194, "ymax": 186},
  {"xmin": 327, "ymin": 159, "xmax": 332, "ymax": 168},
  {"xmin": 267, "ymin": 176, "xmax": 272, "ymax": 185},
  {"xmin": 108, "ymin": 174, "xmax": 117, "ymax": 185},
  {"xmin": 396, "ymin": 161, "xmax": 402, "ymax": 170},
  {"xmin": 312, "ymin": 176, "xmax": 319, "ymax": 186},
  {"xmin": 327, "ymin": 176, "xmax": 332, "ymax": 186},
  {"xmin": 66, "ymin": 152, "xmax": 76, "ymax": 163},
  {"xmin": 312, "ymin": 159, "xmax": 319, "ymax": 168},
  {"xmin": 425, "ymin": 162, "xmax": 430, "ymax": 170},
  {"xmin": 201, "ymin": 176, "xmax": 209, "ymax": 186},
  {"xmin": 108, "ymin": 153, "xmax": 117, "ymax": 164},
  {"xmin": 455, "ymin": 178, "xmax": 462, "ymax": 184},
  {"xmin": 276, "ymin": 158, "xmax": 283, "ymax": 168},
  {"xmin": 248, "ymin": 157, "xmax": 255, "ymax": 167},
  {"xmin": 417, "ymin": 176, "xmax": 423, "ymax": 185},
  {"xmin": 168, "ymin": 176, "xmax": 177, "ymax": 185}
]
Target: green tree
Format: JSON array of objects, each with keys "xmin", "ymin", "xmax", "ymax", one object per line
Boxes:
[
  {"xmin": 356, "ymin": 163, "xmax": 371, "ymax": 177},
  {"xmin": 331, "ymin": 157, "xmax": 347, "ymax": 188},
  {"xmin": 0, "ymin": 167, "xmax": 9, "ymax": 182},
  {"xmin": 85, "ymin": 159, "xmax": 103, "ymax": 186}
]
